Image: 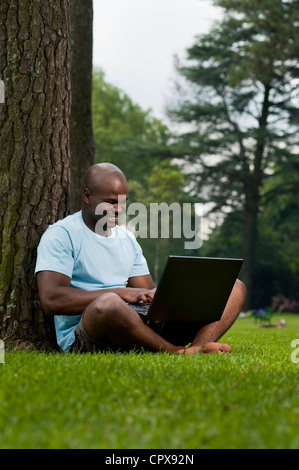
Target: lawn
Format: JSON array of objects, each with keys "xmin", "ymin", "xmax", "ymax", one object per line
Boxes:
[{"xmin": 0, "ymin": 313, "xmax": 299, "ymax": 449}]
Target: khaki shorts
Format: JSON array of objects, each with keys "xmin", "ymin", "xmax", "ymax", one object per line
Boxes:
[
  {"xmin": 69, "ymin": 315, "xmax": 108, "ymax": 353},
  {"xmin": 69, "ymin": 313, "xmax": 207, "ymax": 354}
]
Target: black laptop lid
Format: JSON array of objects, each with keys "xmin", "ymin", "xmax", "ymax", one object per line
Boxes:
[{"xmin": 147, "ymin": 256, "xmax": 243, "ymax": 322}]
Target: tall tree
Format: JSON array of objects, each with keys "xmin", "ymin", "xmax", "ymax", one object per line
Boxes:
[
  {"xmin": 70, "ymin": 0, "xmax": 94, "ymax": 213},
  {"xmin": 169, "ymin": 0, "xmax": 299, "ymax": 307},
  {"xmin": 0, "ymin": 0, "xmax": 71, "ymax": 343}
]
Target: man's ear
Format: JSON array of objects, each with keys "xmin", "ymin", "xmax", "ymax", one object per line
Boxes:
[{"xmin": 82, "ymin": 187, "xmax": 92, "ymax": 204}]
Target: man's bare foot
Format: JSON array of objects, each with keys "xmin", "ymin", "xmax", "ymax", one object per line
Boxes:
[{"xmin": 177, "ymin": 342, "xmax": 231, "ymax": 355}]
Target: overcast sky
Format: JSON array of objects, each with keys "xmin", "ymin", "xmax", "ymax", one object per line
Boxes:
[{"xmin": 92, "ymin": 0, "xmax": 222, "ymax": 120}]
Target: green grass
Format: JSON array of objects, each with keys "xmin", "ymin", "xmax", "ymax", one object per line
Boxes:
[{"xmin": 1, "ymin": 313, "xmax": 299, "ymax": 449}]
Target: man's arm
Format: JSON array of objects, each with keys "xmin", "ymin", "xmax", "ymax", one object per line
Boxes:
[
  {"xmin": 127, "ymin": 274, "xmax": 155, "ymax": 290},
  {"xmin": 37, "ymin": 271, "xmax": 156, "ymax": 316}
]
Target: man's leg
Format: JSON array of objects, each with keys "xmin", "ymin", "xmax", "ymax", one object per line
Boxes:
[
  {"xmin": 74, "ymin": 280, "xmax": 245, "ymax": 355},
  {"xmin": 158, "ymin": 279, "xmax": 246, "ymax": 354},
  {"xmin": 81, "ymin": 292, "xmax": 182, "ymax": 353},
  {"xmin": 187, "ymin": 279, "xmax": 246, "ymax": 353}
]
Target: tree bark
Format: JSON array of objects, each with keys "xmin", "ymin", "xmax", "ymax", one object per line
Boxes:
[
  {"xmin": 241, "ymin": 83, "xmax": 271, "ymax": 309},
  {"xmin": 241, "ymin": 181, "xmax": 259, "ymax": 310},
  {"xmin": 0, "ymin": 0, "xmax": 71, "ymax": 344},
  {"xmin": 69, "ymin": 0, "xmax": 94, "ymax": 213}
]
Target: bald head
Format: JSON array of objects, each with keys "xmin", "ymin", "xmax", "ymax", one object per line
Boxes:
[{"xmin": 83, "ymin": 163, "xmax": 127, "ymax": 194}]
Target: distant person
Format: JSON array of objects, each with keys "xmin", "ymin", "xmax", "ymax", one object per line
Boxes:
[
  {"xmin": 35, "ymin": 163, "xmax": 246, "ymax": 355},
  {"xmin": 271, "ymin": 293, "xmax": 285, "ymax": 311},
  {"xmin": 278, "ymin": 296, "xmax": 296, "ymax": 313}
]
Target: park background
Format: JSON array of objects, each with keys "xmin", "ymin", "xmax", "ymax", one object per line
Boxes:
[
  {"xmin": 92, "ymin": 0, "xmax": 299, "ymax": 316},
  {"xmin": 1, "ymin": 0, "xmax": 299, "ymax": 451},
  {"xmin": 0, "ymin": 0, "xmax": 299, "ymax": 341},
  {"xmin": 1, "ymin": 0, "xmax": 299, "ymax": 344}
]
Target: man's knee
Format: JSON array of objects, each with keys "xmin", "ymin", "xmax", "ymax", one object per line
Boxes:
[
  {"xmin": 232, "ymin": 279, "xmax": 247, "ymax": 307},
  {"xmin": 82, "ymin": 292, "xmax": 125, "ymax": 338},
  {"xmin": 235, "ymin": 278, "xmax": 246, "ymax": 297},
  {"xmin": 94, "ymin": 292, "xmax": 121, "ymax": 311},
  {"xmin": 88, "ymin": 292, "xmax": 124, "ymax": 320},
  {"xmin": 86, "ymin": 292, "xmax": 137, "ymax": 331}
]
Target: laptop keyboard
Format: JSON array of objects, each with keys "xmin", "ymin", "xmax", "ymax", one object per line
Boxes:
[{"xmin": 127, "ymin": 302, "xmax": 151, "ymax": 316}]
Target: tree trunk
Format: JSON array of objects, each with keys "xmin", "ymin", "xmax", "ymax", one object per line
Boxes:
[
  {"xmin": 241, "ymin": 182, "xmax": 259, "ymax": 310},
  {"xmin": 0, "ymin": 0, "xmax": 71, "ymax": 344},
  {"xmin": 241, "ymin": 83, "xmax": 271, "ymax": 309},
  {"xmin": 69, "ymin": 0, "xmax": 94, "ymax": 213}
]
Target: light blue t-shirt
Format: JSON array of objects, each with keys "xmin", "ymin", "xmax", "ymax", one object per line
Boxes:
[{"xmin": 35, "ymin": 211, "xmax": 150, "ymax": 352}]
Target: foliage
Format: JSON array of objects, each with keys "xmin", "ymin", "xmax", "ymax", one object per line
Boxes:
[
  {"xmin": 92, "ymin": 68, "xmax": 173, "ymax": 180},
  {"xmin": 201, "ymin": 206, "xmax": 299, "ymax": 308},
  {"xmin": 1, "ymin": 314, "xmax": 299, "ymax": 449},
  {"xmin": 261, "ymin": 157, "xmax": 299, "ymax": 299},
  {"xmin": 168, "ymin": 0, "xmax": 299, "ymax": 305}
]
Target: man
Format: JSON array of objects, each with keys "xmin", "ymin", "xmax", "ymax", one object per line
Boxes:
[{"xmin": 35, "ymin": 163, "xmax": 246, "ymax": 355}]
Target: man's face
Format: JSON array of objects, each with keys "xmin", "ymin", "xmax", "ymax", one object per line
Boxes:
[{"xmin": 83, "ymin": 173, "xmax": 129, "ymax": 232}]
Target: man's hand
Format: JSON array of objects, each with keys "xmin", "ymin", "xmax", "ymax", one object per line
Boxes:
[{"xmin": 119, "ymin": 287, "xmax": 156, "ymax": 305}]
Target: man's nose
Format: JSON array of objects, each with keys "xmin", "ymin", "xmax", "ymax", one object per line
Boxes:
[{"xmin": 115, "ymin": 200, "xmax": 127, "ymax": 214}]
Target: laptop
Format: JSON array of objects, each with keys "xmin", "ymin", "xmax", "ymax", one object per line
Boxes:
[{"xmin": 129, "ymin": 255, "xmax": 243, "ymax": 322}]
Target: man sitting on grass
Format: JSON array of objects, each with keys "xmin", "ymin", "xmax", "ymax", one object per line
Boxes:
[{"xmin": 35, "ymin": 163, "xmax": 246, "ymax": 355}]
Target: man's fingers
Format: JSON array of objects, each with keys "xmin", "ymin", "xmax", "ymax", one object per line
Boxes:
[
  {"xmin": 145, "ymin": 292, "xmax": 155, "ymax": 301},
  {"xmin": 138, "ymin": 292, "xmax": 150, "ymax": 303},
  {"xmin": 138, "ymin": 290, "xmax": 155, "ymax": 303}
]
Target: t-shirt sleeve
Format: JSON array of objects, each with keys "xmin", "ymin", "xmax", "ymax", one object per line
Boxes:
[
  {"xmin": 128, "ymin": 235, "xmax": 150, "ymax": 279},
  {"xmin": 35, "ymin": 226, "xmax": 74, "ymax": 278}
]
